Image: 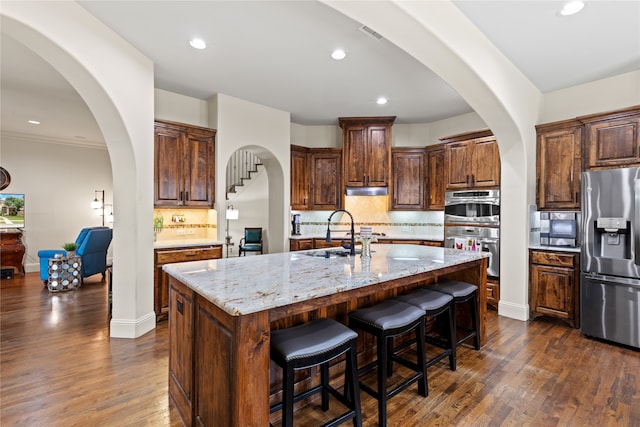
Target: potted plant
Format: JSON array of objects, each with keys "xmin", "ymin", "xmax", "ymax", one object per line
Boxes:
[{"xmin": 62, "ymin": 242, "xmax": 78, "ymax": 258}]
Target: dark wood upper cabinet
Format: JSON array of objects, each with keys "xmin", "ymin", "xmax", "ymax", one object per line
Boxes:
[
  {"xmin": 309, "ymin": 148, "xmax": 342, "ymax": 210},
  {"xmin": 290, "ymin": 145, "xmax": 341, "ymax": 211},
  {"xmin": 579, "ymin": 106, "xmax": 640, "ymax": 170},
  {"xmin": 441, "ymin": 130, "xmax": 500, "ymax": 190},
  {"xmin": 536, "ymin": 119, "xmax": 582, "ymax": 210},
  {"xmin": 290, "ymin": 145, "xmax": 310, "ymax": 210},
  {"xmin": 339, "ymin": 116, "xmax": 396, "ymax": 188},
  {"xmin": 426, "ymin": 144, "xmax": 445, "ymax": 210},
  {"xmin": 154, "ymin": 120, "xmax": 215, "ymax": 208},
  {"xmin": 390, "ymin": 147, "xmax": 426, "ymax": 210}
]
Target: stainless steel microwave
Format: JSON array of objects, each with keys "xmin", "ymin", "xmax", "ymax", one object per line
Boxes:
[{"xmin": 540, "ymin": 212, "xmax": 580, "ymax": 247}]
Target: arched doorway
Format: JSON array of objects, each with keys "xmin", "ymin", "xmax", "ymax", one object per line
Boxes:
[
  {"xmin": 223, "ymin": 145, "xmax": 285, "ymax": 256},
  {"xmin": 322, "ymin": 0, "xmax": 542, "ymax": 320},
  {"xmin": 2, "ymin": 2, "xmax": 157, "ymax": 338}
]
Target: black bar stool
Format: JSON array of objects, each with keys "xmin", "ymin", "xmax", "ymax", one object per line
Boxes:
[
  {"xmin": 270, "ymin": 317, "xmax": 362, "ymax": 427},
  {"xmin": 429, "ymin": 280, "xmax": 480, "ymax": 350},
  {"xmin": 396, "ymin": 287, "xmax": 457, "ymax": 371},
  {"xmin": 348, "ymin": 300, "xmax": 427, "ymax": 427}
]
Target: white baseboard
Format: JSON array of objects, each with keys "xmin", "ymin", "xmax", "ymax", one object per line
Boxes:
[
  {"xmin": 110, "ymin": 311, "xmax": 156, "ymax": 338},
  {"xmin": 498, "ymin": 300, "xmax": 529, "ymax": 321}
]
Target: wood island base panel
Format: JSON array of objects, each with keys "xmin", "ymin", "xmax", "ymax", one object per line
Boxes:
[{"xmin": 164, "ymin": 244, "xmax": 489, "ymax": 426}]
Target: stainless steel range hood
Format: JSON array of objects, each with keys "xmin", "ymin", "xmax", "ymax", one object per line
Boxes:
[{"xmin": 345, "ymin": 186, "xmax": 388, "ymax": 196}]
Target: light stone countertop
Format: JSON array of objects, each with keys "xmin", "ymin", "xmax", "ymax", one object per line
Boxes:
[
  {"xmin": 528, "ymin": 244, "xmax": 581, "ymax": 253},
  {"xmin": 289, "ymin": 234, "xmax": 444, "ymax": 242},
  {"xmin": 163, "ymin": 244, "xmax": 489, "ymax": 317},
  {"xmin": 153, "ymin": 239, "xmax": 224, "ymax": 249}
]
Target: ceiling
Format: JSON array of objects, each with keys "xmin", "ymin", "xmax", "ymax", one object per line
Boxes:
[{"xmin": 1, "ymin": 1, "xmax": 638, "ymax": 146}]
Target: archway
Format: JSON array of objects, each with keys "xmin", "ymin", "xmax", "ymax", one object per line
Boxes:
[
  {"xmin": 323, "ymin": 0, "xmax": 543, "ymax": 320},
  {"xmin": 2, "ymin": 2, "xmax": 156, "ymax": 337},
  {"xmin": 223, "ymin": 145, "xmax": 286, "ymax": 256}
]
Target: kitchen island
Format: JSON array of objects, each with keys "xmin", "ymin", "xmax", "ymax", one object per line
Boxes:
[{"xmin": 164, "ymin": 244, "xmax": 489, "ymax": 426}]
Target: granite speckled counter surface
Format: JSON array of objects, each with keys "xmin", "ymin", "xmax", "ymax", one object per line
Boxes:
[
  {"xmin": 153, "ymin": 239, "xmax": 223, "ymax": 249},
  {"xmin": 528, "ymin": 244, "xmax": 581, "ymax": 253},
  {"xmin": 289, "ymin": 234, "xmax": 443, "ymax": 241},
  {"xmin": 163, "ymin": 244, "xmax": 488, "ymax": 316}
]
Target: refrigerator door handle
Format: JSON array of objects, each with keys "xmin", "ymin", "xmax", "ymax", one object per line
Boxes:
[
  {"xmin": 635, "ymin": 178, "xmax": 640, "ymax": 266},
  {"xmin": 583, "ymin": 272, "xmax": 640, "ymax": 289}
]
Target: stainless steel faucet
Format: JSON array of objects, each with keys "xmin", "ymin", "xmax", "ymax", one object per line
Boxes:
[{"xmin": 326, "ymin": 209, "xmax": 356, "ymax": 255}]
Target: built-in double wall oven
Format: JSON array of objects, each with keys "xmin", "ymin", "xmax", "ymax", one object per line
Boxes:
[{"xmin": 444, "ymin": 190, "xmax": 500, "ymax": 279}]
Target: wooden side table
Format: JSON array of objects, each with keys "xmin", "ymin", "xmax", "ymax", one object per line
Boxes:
[
  {"xmin": 0, "ymin": 230, "xmax": 25, "ymax": 276},
  {"xmin": 47, "ymin": 256, "xmax": 82, "ymax": 292}
]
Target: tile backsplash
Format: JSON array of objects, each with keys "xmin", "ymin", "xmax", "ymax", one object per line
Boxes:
[
  {"xmin": 293, "ymin": 196, "xmax": 444, "ymax": 239},
  {"xmin": 153, "ymin": 208, "xmax": 218, "ymax": 241}
]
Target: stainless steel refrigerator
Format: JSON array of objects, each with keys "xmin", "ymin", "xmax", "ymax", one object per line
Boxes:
[{"xmin": 581, "ymin": 166, "xmax": 640, "ymax": 349}]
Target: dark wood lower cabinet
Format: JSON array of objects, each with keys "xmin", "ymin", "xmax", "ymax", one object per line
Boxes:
[
  {"xmin": 168, "ymin": 280, "xmax": 194, "ymax": 426},
  {"xmin": 154, "ymin": 245, "xmax": 222, "ymax": 321},
  {"xmin": 486, "ymin": 278, "xmax": 500, "ymax": 310},
  {"xmin": 529, "ymin": 249, "xmax": 580, "ymax": 328}
]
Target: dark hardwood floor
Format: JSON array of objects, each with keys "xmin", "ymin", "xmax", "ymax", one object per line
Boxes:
[{"xmin": 1, "ymin": 272, "xmax": 639, "ymax": 426}]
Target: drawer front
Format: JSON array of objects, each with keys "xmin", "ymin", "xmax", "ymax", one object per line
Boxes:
[
  {"xmin": 530, "ymin": 250, "xmax": 576, "ymax": 267},
  {"xmin": 156, "ymin": 246, "xmax": 222, "ymax": 264}
]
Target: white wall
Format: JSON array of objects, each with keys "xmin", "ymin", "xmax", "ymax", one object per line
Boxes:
[
  {"xmin": 541, "ymin": 70, "xmax": 640, "ymax": 123},
  {"xmin": 291, "ymin": 123, "xmax": 341, "ymax": 148},
  {"xmin": 1, "ymin": 135, "xmax": 113, "ymax": 271},
  {"xmin": 154, "ymin": 88, "xmax": 209, "ymax": 127},
  {"xmin": 212, "ymin": 93, "xmax": 290, "ymax": 254}
]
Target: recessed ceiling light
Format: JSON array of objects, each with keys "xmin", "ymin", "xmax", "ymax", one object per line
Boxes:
[
  {"xmin": 559, "ymin": 1, "xmax": 584, "ymax": 16},
  {"xmin": 28, "ymin": 120, "xmax": 40, "ymax": 125},
  {"xmin": 331, "ymin": 49, "xmax": 346, "ymax": 60},
  {"xmin": 376, "ymin": 97, "xmax": 388, "ymax": 105},
  {"xmin": 189, "ymin": 38, "xmax": 207, "ymax": 49}
]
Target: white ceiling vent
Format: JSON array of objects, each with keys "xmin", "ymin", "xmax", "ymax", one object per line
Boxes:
[{"xmin": 358, "ymin": 25, "xmax": 383, "ymax": 41}]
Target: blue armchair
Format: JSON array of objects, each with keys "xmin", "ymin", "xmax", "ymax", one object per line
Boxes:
[{"xmin": 38, "ymin": 227, "xmax": 112, "ymax": 284}]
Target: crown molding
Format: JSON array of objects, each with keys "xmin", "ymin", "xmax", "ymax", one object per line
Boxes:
[{"xmin": 1, "ymin": 130, "xmax": 107, "ymax": 150}]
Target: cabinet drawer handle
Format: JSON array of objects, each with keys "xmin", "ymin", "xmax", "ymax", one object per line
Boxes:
[
  {"xmin": 176, "ymin": 298, "xmax": 184, "ymax": 315},
  {"xmin": 179, "ymin": 191, "xmax": 183, "ymax": 201},
  {"xmin": 185, "ymin": 191, "xmax": 189, "ymax": 201}
]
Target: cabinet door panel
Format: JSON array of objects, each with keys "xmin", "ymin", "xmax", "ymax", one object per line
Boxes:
[
  {"xmin": 168, "ymin": 280, "xmax": 194, "ymax": 425},
  {"xmin": 291, "ymin": 148, "xmax": 309, "ymax": 210},
  {"xmin": 344, "ymin": 127, "xmax": 367, "ymax": 186},
  {"xmin": 472, "ymin": 139, "xmax": 500, "ymax": 187},
  {"xmin": 445, "ymin": 142, "xmax": 471, "ymax": 189},
  {"xmin": 183, "ymin": 133, "xmax": 214, "ymax": 206},
  {"xmin": 531, "ymin": 265, "xmax": 573, "ymax": 319},
  {"xmin": 366, "ymin": 126, "xmax": 390, "ymax": 186},
  {"xmin": 586, "ymin": 118, "xmax": 640, "ymax": 168},
  {"xmin": 310, "ymin": 151, "xmax": 341, "ymax": 210},
  {"xmin": 426, "ymin": 146, "xmax": 445, "ymax": 209},
  {"xmin": 537, "ymin": 129, "xmax": 581, "ymax": 209},
  {"xmin": 391, "ymin": 150, "xmax": 425, "ymax": 210},
  {"xmin": 155, "ymin": 127, "xmax": 183, "ymax": 206}
]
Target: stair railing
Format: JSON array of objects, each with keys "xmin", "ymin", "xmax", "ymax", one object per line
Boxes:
[{"xmin": 226, "ymin": 150, "xmax": 263, "ymax": 198}]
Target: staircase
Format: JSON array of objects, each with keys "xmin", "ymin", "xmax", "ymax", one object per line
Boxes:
[{"xmin": 226, "ymin": 150, "xmax": 263, "ymax": 200}]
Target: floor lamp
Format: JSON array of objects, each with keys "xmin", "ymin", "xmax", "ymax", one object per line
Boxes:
[
  {"xmin": 91, "ymin": 190, "xmax": 105, "ymax": 226},
  {"xmin": 225, "ymin": 206, "xmax": 239, "ymax": 257}
]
